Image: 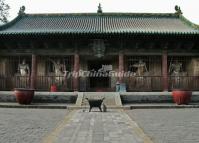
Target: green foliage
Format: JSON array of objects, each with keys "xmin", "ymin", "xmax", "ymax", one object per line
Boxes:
[{"xmin": 0, "ymin": 0, "xmax": 10, "ymax": 23}]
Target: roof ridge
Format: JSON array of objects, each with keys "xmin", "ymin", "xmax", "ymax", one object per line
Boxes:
[
  {"xmin": 0, "ymin": 12, "xmax": 179, "ymax": 31},
  {"xmin": 25, "ymin": 12, "xmax": 178, "ymax": 17},
  {"xmin": 179, "ymin": 15, "xmax": 199, "ymax": 30},
  {"xmin": 0, "ymin": 15, "xmax": 23, "ymax": 31},
  {"xmin": 0, "ymin": 11, "xmax": 198, "ymax": 36}
]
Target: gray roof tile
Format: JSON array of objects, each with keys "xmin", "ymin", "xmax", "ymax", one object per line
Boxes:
[{"xmin": 0, "ymin": 13, "xmax": 199, "ymax": 35}]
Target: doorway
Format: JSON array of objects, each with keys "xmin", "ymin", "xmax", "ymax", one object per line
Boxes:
[{"xmin": 88, "ymin": 60, "xmax": 110, "ymax": 90}]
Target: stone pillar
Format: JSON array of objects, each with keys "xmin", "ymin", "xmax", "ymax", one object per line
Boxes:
[
  {"xmin": 30, "ymin": 54, "xmax": 37, "ymax": 89},
  {"xmin": 73, "ymin": 53, "xmax": 79, "ymax": 91},
  {"xmin": 118, "ymin": 53, "xmax": 124, "ymax": 83},
  {"xmin": 162, "ymin": 51, "xmax": 168, "ymax": 91}
]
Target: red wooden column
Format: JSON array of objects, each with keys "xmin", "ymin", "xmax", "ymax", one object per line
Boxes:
[
  {"xmin": 30, "ymin": 54, "xmax": 37, "ymax": 89},
  {"xmin": 118, "ymin": 53, "xmax": 124, "ymax": 83},
  {"xmin": 73, "ymin": 53, "xmax": 79, "ymax": 91},
  {"xmin": 162, "ymin": 50, "xmax": 168, "ymax": 91}
]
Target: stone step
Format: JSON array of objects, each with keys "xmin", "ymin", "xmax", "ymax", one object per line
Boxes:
[{"xmin": 76, "ymin": 92, "xmax": 122, "ymax": 107}]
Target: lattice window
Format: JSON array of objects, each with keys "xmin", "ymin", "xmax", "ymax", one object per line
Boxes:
[
  {"xmin": 1, "ymin": 56, "xmax": 31, "ymax": 76},
  {"xmin": 168, "ymin": 56, "xmax": 192, "ymax": 76},
  {"xmin": 37, "ymin": 56, "xmax": 73, "ymax": 75},
  {"xmin": 126, "ymin": 56, "xmax": 162, "ymax": 76}
]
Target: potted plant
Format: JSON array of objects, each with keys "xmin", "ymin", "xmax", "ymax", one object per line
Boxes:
[
  {"xmin": 171, "ymin": 89, "xmax": 192, "ymax": 105},
  {"xmin": 14, "ymin": 88, "xmax": 35, "ymax": 104}
]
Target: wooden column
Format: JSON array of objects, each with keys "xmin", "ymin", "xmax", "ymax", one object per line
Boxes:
[
  {"xmin": 30, "ymin": 54, "xmax": 37, "ymax": 89},
  {"xmin": 118, "ymin": 53, "xmax": 124, "ymax": 83},
  {"xmin": 162, "ymin": 50, "xmax": 168, "ymax": 91},
  {"xmin": 73, "ymin": 53, "xmax": 79, "ymax": 91}
]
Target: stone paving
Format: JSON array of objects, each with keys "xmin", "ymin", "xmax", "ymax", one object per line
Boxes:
[
  {"xmin": 0, "ymin": 108, "xmax": 152, "ymax": 143},
  {"xmin": 1, "ymin": 108, "xmax": 199, "ymax": 143},
  {"xmin": 127, "ymin": 109, "xmax": 199, "ymax": 143},
  {"xmin": 0, "ymin": 108, "xmax": 69, "ymax": 143},
  {"xmin": 43, "ymin": 109, "xmax": 152, "ymax": 143}
]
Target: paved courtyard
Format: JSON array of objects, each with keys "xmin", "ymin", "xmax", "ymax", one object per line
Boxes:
[
  {"xmin": 0, "ymin": 108, "xmax": 199, "ymax": 143},
  {"xmin": 0, "ymin": 108, "xmax": 151, "ymax": 143},
  {"xmin": 0, "ymin": 108, "xmax": 69, "ymax": 143},
  {"xmin": 48, "ymin": 109, "xmax": 152, "ymax": 143},
  {"xmin": 127, "ymin": 109, "xmax": 199, "ymax": 143}
]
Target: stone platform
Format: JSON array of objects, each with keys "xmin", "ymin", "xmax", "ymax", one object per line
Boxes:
[
  {"xmin": 1, "ymin": 91, "xmax": 199, "ymax": 106},
  {"xmin": 0, "ymin": 102, "xmax": 199, "ymax": 110},
  {"xmin": 76, "ymin": 92, "xmax": 122, "ymax": 107},
  {"xmin": 0, "ymin": 91, "xmax": 77, "ymax": 103},
  {"xmin": 120, "ymin": 92, "xmax": 199, "ymax": 103}
]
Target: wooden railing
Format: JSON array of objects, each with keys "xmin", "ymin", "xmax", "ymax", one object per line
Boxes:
[
  {"xmin": 36, "ymin": 76, "xmax": 73, "ymax": 91},
  {"xmin": 0, "ymin": 75, "xmax": 198, "ymax": 91},
  {"xmin": 127, "ymin": 76, "xmax": 199, "ymax": 91},
  {"xmin": 168, "ymin": 76, "xmax": 199, "ymax": 91},
  {"xmin": 126, "ymin": 76, "xmax": 163, "ymax": 91},
  {"xmin": 0, "ymin": 76, "xmax": 73, "ymax": 91}
]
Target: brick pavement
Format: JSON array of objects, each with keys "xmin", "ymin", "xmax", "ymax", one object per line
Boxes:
[
  {"xmin": 0, "ymin": 108, "xmax": 69, "ymax": 143},
  {"xmin": 3, "ymin": 108, "xmax": 198, "ymax": 143},
  {"xmin": 0, "ymin": 108, "xmax": 153, "ymax": 143},
  {"xmin": 127, "ymin": 109, "xmax": 199, "ymax": 143},
  {"xmin": 42, "ymin": 109, "xmax": 153, "ymax": 143}
]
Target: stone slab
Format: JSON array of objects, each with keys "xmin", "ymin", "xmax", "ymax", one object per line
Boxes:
[
  {"xmin": 42, "ymin": 110, "xmax": 153, "ymax": 143},
  {"xmin": 75, "ymin": 92, "xmax": 84, "ymax": 106},
  {"xmin": 1, "ymin": 91, "xmax": 199, "ymax": 104},
  {"xmin": 0, "ymin": 108, "xmax": 69, "ymax": 143},
  {"xmin": 82, "ymin": 92, "xmax": 122, "ymax": 106},
  {"xmin": 0, "ymin": 91, "xmax": 77, "ymax": 103},
  {"xmin": 120, "ymin": 92, "xmax": 199, "ymax": 103},
  {"xmin": 1, "ymin": 102, "xmax": 199, "ymax": 110},
  {"xmin": 126, "ymin": 109, "xmax": 199, "ymax": 143}
]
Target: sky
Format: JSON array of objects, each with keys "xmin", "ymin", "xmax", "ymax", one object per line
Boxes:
[{"xmin": 6, "ymin": 0, "xmax": 199, "ymax": 24}]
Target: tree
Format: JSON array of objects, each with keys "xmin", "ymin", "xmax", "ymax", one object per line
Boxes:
[{"xmin": 0, "ymin": 0, "xmax": 10, "ymax": 23}]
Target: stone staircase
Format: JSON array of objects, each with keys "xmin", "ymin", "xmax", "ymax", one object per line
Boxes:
[{"xmin": 76, "ymin": 92, "xmax": 122, "ymax": 107}]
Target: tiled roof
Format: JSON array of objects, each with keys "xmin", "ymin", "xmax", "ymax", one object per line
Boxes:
[{"xmin": 0, "ymin": 13, "xmax": 199, "ymax": 35}]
